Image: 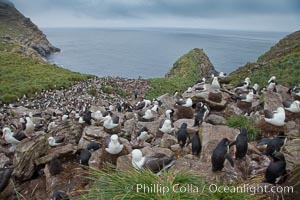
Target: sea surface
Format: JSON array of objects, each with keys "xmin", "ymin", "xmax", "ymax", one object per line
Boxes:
[{"xmin": 43, "ymin": 28, "xmax": 287, "ymax": 78}]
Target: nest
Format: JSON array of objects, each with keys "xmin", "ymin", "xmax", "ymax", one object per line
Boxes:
[{"xmin": 256, "ymin": 119, "xmax": 287, "ymax": 137}]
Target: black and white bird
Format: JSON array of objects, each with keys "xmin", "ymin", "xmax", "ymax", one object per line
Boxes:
[
  {"xmin": 268, "ymin": 76, "xmax": 276, "ymax": 84},
  {"xmin": 211, "ymin": 138, "xmax": 234, "ymax": 172},
  {"xmin": 264, "ymin": 151, "xmax": 287, "ymax": 184},
  {"xmin": 229, "ymin": 127, "xmax": 248, "ymax": 159},
  {"xmin": 138, "ymin": 108, "xmax": 154, "ymax": 120},
  {"xmin": 48, "ymin": 136, "xmax": 65, "ymax": 147},
  {"xmin": 176, "ymin": 123, "xmax": 190, "ymax": 149},
  {"xmin": 267, "ymin": 81, "xmax": 277, "ymax": 92},
  {"xmin": 104, "ymin": 134, "xmax": 124, "ymax": 155},
  {"xmin": 191, "ymin": 132, "xmax": 202, "ymax": 156},
  {"xmin": 235, "ymin": 91, "xmax": 254, "ymax": 103},
  {"xmin": 283, "ymin": 100, "xmax": 300, "ymax": 113},
  {"xmin": 23, "ymin": 116, "xmax": 35, "ymax": 136},
  {"xmin": 193, "ymin": 105, "xmax": 209, "ymax": 127},
  {"xmin": 159, "ymin": 119, "xmax": 175, "ymax": 134},
  {"xmin": 131, "ymin": 149, "xmax": 175, "ymax": 174},
  {"xmin": 2, "ymin": 127, "xmax": 21, "ymax": 150},
  {"xmin": 234, "ymin": 77, "xmax": 251, "ymax": 91},
  {"xmin": 101, "ymin": 113, "xmax": 119, "ymax": 129},
  {"xmin": 151, "ymin": 101, "xmax": 159, "ymax": 112},
  {"xmin": 136, "ymin": 98, "xmax": 151, "ymax": 110},
  {"xmin": 79, "ymin": 149, "xmax": 91, "ymax": 166},
  {"xmin": 165, "ymin": 109, "xmax": 175, "ymax": 120},
  {"xmin": 256, "ymin": 132, "xmax": 286, "ymax": 156},
  {"xmin": 135, "ymin": 127, "xmax": 150, "ymax": 146},
  {"xmin": 175, "ymin": 97, "xmax": 193, "ymax": 107},
  {"xmin": 264, "ymin": 107, "xmax": 285, "ymax": 126}
]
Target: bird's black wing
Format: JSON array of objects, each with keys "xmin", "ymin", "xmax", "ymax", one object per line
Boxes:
[{"xmin": 264, "ymin": 110, "xmax": 274, "ymax": 119}]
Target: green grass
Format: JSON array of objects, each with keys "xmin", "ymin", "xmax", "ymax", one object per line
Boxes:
[
  {"xmin": 101, "ymin": 85, "xmax": 129, "ymax": 97},
  {"xmin": 145, "ymin": 77, "xmax": 195, "ymax": 99},
  {"xmin": 226, "ymin": 116, "xmax": 260, "ymax": 141},
  {"xmin": 230, "ymin": 51, "xmax": 300, "ymax": 87},
  {"xmin": 80, "ymin": 168, "xmax": 253, "ymax": 200},
  {"xmin": 0, "ymin": 52, "xmax": 92, "ymax": 103},
  {"xmin": 146, "ymin": 48, "xmax": 208, "ymax": 99}
]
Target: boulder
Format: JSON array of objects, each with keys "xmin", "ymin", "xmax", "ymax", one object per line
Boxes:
[
  {"xmin": 13, "ymin": 134, "xmax": 49, "ymax": 181},
  {"xmin": 116, "ymin": 154, "xmax": 132, "ymax": 171},
  {"xmin": 206, "ymin": 114, "xmax": 226, "ymax": 125},
  {"xmin": 44, "ymin": 161, "xmax": 89, "ymax": 198},
  {"xmin": 35, "ymin": 144, "xmax": 77, "ymax": 166},
  {"xmin": 263, "ymin": 91, "xmax": 283, "ymax": 111},
  {"xmin": 160, "ymin": 134, "xmax": 177, "ymax": 148},
  {"xmin": 173, "ymin": 119, "xmax": 198, "ymax": 136},
  {"xmin": 157, "ymin": 93, "xmax": 176, "ymax": 110},
  {"xmin": 84, "ymin": 126, "xmax": 109, "ymax": 139},
  {"xmin": 124, "ymin": 118, "xmax": 136, "ymax": 137}
]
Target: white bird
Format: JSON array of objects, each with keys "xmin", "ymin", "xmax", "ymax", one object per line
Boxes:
[
  {"xmin": 151, "ymin": 101, "xmax": 159, "ymax": 112},
  {"xmin": 264, "ymin": 107, "xmax": 286, "ymax": 126},
  {"xmin": 2, "ymin": 127, "xmax": 20, "ymax": 145},
  {"xmin": 24, "ymin": 117, "xmax": 35, "ymax": 136},
  {"xmin": 105, "ymin": 134, "xmax": 123, "ymax": 154},
  {"xmin": 142, "ymin": 109, "xmax": 154, "ymax": 120},
  {"xmin": 47, "ymin": 121, "xmax": 57, "ymax": 131},
  {"xmin": 234, "ymin": 77, "xmax": 251, "ymax": 91},
  {"xmin": 102, "ymin": 115, "xmax": 119, "ymax": 129},
  {"xmin": 62, "ymin": 114, "xmax": 69, "ymax": 121},
  {"xmin": 92, "ymin": 110, "xmax": 103, "ymax": 121},
  {"xmin": 176, "ymin": 98, "xmax": 193, "ymax": 107},
  {"xmin": 165, "ymin": 109, "xmax": 175, "ymax": 120},
  {"xmin": 186, "ymin": 87, "xmax": 193, "ymax": 93},
  {"xmin": 48, "ymin": 136, "xmax": 65, "ymax": 147},
  {"xmin": 211, "ymin": 77, "xmax": 220, "ymax": 89},
  {"xmin": 238, "ymin": 91, "xmax": 254, "ymax": 103},
  {"xmin": 283, "ymin": 100, "xmax": 300, "ymax": 113},
  {"xmin": 219, "ymin": 72, "xmax": 226, "ymax": 77},
  {"xmin": 131, "ymin": 149, "xmax": 175, "ymax": 174},
  {"xmin": 159, "ymin": 119, "xmax": 175, "ymax": 134},
  {"xmin": 268, "ymin": 76, "xmax": 276, "ymax": 84}
]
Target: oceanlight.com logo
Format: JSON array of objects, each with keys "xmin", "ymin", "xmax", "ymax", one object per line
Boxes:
[{"xmin": 126, "ymin": 183, "xmax": 294, "ymax": 196}]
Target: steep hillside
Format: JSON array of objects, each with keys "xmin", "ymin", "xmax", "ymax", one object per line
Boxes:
[
  {"xmin": 146, "ymin": 48, "xmax": 218, "ymax": 99},
  {"xmin": 0, "ymin": 0, "xmax": 91, "ymax": 103},
  {"xmin": 230, "ymin": 31, "xmax": 300, "ymax": 87},
  {"xmin": 0, "ymin": 0, "xmax": 60, "ymax": 58}
]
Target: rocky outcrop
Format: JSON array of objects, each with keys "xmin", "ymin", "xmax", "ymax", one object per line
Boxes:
[
  {"xmin": 0, "ymin": 0, "xmax": 60, "ymax": 58},
  {"xmin": 166, "ymin": 48, "xmax": 218, "ymax": 79}
]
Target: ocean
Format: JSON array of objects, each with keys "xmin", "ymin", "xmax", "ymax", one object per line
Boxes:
[{"xmin": 43, "ymin": 28, "xmax": 287, "ymax": 78}]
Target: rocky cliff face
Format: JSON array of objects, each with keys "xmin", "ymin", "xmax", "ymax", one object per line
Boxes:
[
  {"xmin": 0, "ymin": 0, "xmax": 60, "ymax": 58},
  {"xmin": 166, "ymin": 48, "xmax": 218, "ymax": 79}
]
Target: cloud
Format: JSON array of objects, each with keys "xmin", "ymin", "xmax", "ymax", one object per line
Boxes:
[{"xmin": 10, "ymin": 0, "xmax": 300, "ymax": 31}]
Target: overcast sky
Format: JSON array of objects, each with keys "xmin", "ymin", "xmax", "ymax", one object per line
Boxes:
[{"xmin": 9, "ymin": 0, "xmax": 300, "ymax": 31}]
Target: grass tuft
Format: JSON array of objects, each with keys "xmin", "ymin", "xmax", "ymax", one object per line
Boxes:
[
  {"xmin": 80, "ymin": 168, "xmax": 253, "ymax": 200},
  {"xmin": 226, "ymin": 116, "xmax": 260, "ymax": 141}
]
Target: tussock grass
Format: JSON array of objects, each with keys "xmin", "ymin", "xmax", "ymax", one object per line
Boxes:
[
  {"xmin": 80, "ymin": 168, "xmax": 253, "ymax": 200},
  {"xmin": 0, "ymin": 52, "xmax": 92, "ymax": 103},
  {"xmin": 226, "ymin": 116, "xmax": 260, "ymax": 141}
]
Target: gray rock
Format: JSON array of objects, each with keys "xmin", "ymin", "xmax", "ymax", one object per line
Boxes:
[
  {"xmin": 0, "ymin": 153, "xmax": 10, "ymax": 168},
  {"xmin": 160, "ymin": 134, "xmax": 177, "ymax": 148},
  {"xmin": 263, "ymin": 91, "xmax": 283, "ymax": 111},
  {"xmin": 13, "ymin": 134, "xmax": 49, "ymax": 181},
  {"xmin": 84, "ymin": 126, "xmax": 109, "ymax": 139},
  {"xmin": 206, "ymin": 114, "xmax": 226, "ymax": 125}
]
